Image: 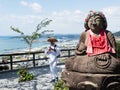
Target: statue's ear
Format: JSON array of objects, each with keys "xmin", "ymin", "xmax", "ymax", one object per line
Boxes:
[
  {"xmin": 102, "ymin": 18, "xmax": 107, "ymax": 29},
  {"xmin": 99, "ymin": 19, "xmax": 105, "ymax": 29}
]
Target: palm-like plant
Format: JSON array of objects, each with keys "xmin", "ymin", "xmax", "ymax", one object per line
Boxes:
[
  {"xmin": 11, "ymin": 18, "xmax": 53, "ymax": 53},
  {"xmin": 10, "ymin": 18, "xmax": 53, "ymax": 82}
]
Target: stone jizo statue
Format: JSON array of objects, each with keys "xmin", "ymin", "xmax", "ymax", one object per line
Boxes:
[{"xmin": 62, "ymin": 11, "xmax": 120, "ymax": 90}]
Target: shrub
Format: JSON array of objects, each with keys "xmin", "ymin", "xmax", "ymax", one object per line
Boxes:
[
  {"xmin": 116, "ymin": 42, "xmax": 120, "ymax": 58},
  {"xmin": 17, "ymin": 67, "xmax": 34, "ymax": 82},
  {"xmin": 11, "ymin": 18, "xmax": 53, "ymax": 82},
  {"xmin": 54, "ymin": 79, "xmax": 69, "ymax": 90}
]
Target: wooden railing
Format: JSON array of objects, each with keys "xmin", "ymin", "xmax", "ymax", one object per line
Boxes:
[{"xmin": 0, "ymin": 48, "xmax": 75, "ymax": 71}]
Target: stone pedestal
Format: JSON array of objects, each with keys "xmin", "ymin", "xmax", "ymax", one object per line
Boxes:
[{"xmin": 62, "ymin": 70, "xmax": 120, "ymax": 90}]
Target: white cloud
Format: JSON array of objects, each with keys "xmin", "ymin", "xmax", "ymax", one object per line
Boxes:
[
  {"xmin": 29, "ymin": 3, "xmax": 42, "ymax": 13},
  {"xmin": 52, "ymin": 10, "xmax": 84, "ymax": 23},
  {"xmin": 48, "ymin": 10, "xmax": 85, "ymax": 34},
  {"xmin": 0, "ymin": 10, "xmax": 85, "ymax": 35},
  {"xmin": 102, "ymin": 6, "xmax": 120, "ymax": 32},
  {"xmin": 21, "ymin": 1, "xmax": 28, "ymax": 6},
  {"xmin": 0, "ymin": 14, "xmax": 44, "ymax": 35},
  {"xmin": 20, "ymin": 1, "xmax": 42, "ymax": 13},
  {"xmin": 50, "ymin": 8, "xmax": 120, "ymax": 34},
  {"xmin": 103, "ymin": 6, "xmax": 120, "ymax": 15},
  {"xmin": 1, "ymin": 8, "xmax": 120, "ymax": 36},
  {"xmin": 74, "ymin": 10, "xmax": 82, "ymax": 14}
]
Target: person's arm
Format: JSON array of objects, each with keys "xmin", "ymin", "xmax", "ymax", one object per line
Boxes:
[
  {"xmin": 55, "ymin": 45, "xmax": 61, "ymax": 57},
  {"xmin": 44, "ymin": 46, "xmax": 51, "ymax": 55}
]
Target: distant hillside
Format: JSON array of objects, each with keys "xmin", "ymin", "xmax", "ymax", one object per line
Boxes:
[{"xmin": 113, "ymin": 31, "xmax": 120, "ymax": 37}]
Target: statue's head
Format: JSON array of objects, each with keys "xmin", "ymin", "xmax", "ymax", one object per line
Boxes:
[{"xmin": 84, "ymin": 11, "xmax": 107, "ymax": 31}]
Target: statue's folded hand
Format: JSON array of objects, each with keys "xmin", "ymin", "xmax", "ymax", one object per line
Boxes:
[
  {"xmin": 96, "ymin": 53, "xmax": 111, "ymax": 60},
  {"xmin": 75, "ymin": 42, "xmax": 86, "ymax": 55}
]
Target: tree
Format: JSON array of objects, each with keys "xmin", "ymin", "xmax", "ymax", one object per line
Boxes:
[
  {"xmin": 11, "ymin": 18, "xmax": 53, "ymax": 54},
  {"xmin": 10, "ymin": 18, "xmax": 53, "ymax": 82}
]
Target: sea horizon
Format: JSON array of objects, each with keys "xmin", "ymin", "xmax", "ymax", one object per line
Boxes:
[{"xmin": 0, "ymin": 34, "xmax": 80, "ymax": 54}]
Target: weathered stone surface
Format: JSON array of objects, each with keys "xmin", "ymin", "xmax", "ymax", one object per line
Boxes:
[
  {"xmin": 65, "ymin": 54, "xmax": 120, "ymax": 74},
  {"xmin": 62, "ymin": 70, "xmax": 120, "ymax": 90},
  {"xmin": 61, "ymin": 11, "xmax": 120, "ymax": 90}
]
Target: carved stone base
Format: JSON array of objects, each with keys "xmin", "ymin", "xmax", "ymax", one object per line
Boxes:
[
  {"xmin": 65, "ymin": 55, "xmax": 120, "ymax": 74},
  {"xmin": 62, "ymin": 70, "xmax": 120, "ymax": 90}
]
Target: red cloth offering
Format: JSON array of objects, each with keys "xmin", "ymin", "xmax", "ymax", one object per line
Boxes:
[{"xmin": 86, "ymin": 29, "xmax": 115, "ymax": 56}]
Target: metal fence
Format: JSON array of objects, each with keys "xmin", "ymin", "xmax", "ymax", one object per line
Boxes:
[{"xmin": 0, "ymin": 49, "xmax": 75, "ymax": 71}]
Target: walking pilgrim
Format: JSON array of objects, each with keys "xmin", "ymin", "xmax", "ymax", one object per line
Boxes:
[{"xmin": 45, "ymin": 37, "xmax": 61, "ymax": 82}]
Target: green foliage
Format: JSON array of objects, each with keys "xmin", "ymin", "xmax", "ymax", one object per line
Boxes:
[
  {"xmin": 10, "ymin": 18, "xmax": 53, "ymax": 82},
  {"xmin": 113, "ymin": 31, "xmax": 120, "ymax": 37},
  {"xmin": 54, "ymin": 79, "xmax": 69, "ymax": 90},
  {"xmin": 59, "ymin": 59, "xmax": 66, "ymax": 63},
  {"xmin": 17, "ymin": 67, "xmax": 34, "ymax": 82},
  {"xmin": 116, "ymin": 42, "xmax": 120, "ymax": 58},
  {"xmin": 10, "ymin": 18, "xmax": 53, "ymax": 51},
  {"xmin": 2, "ymin": 56, "xmax": 10, "ymax": 60},
  {"xmin": 10, "ymin": 18, "xmax": 53, "ymax": 63}
]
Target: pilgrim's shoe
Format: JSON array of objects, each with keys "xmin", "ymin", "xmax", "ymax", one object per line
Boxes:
[
  {"xmin": 50, "ymin": 79, "xmax": 56, "ymax": 83},
  {"xmin": 55, "ymin": 77, "xmax": 58, "ymax": 81},
  {"xmin": 50, "ymin": 77, "xmax": 58, "ymax": 83}
]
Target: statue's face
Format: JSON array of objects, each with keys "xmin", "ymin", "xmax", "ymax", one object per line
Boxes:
[{"xmin": 88, "ymin": 15, "xmax": 103, "ymax": 32}]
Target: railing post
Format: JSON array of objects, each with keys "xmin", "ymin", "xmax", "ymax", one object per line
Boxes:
[
  {"xmin": 33, "ymin": 53, "xmax": 35, "ymax": 67},
  {"xmin": 10, "ymin": 55, "xmax": 13, "ymax": 70},
  {"xmin": 0, "ymin": 49, "xmax": 75, "ymax": 71},
  {"xmin": 68, "ymin": 49, "xmax": 71, "ymax": 57}
]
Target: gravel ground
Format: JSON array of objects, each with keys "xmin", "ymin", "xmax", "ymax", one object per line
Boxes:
[{"xmin": 0, "ymin": 64, "xmax": 65, "ymax": 90}]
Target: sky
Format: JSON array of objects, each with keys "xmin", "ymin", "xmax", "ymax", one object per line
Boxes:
[{"xmin": 0, "ymin": 0, "xmax": 120, "ymax": 36}]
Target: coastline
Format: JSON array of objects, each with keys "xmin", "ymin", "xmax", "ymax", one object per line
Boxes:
[
  {"xmin": 0, "ymin": 39, "xmax": 78, "ymax": 69},
  {"xmin": 0, "ymin": 34, "xmax": 80, "ymax": 54},
  {"xmin": 7, "ymin": 39, "xmax": 78, "ymax": 54}
]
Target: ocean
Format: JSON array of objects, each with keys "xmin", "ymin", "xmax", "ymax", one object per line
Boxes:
[{"xmin": 0, "ymin": 34, "xmax": 80, "ymax": 54}]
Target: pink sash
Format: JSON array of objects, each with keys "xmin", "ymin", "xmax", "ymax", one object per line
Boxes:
[{"xmin": 86, "ymin": 30, "xmax": 115, "ymax": 56}]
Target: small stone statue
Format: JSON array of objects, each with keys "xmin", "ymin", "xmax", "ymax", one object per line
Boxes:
[{"xmin": 62, "ymin": 11, "xmax": 120, "ymax": 90}]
